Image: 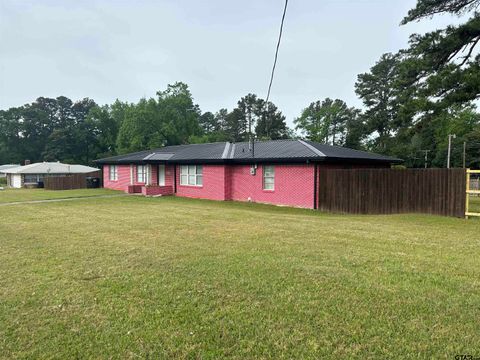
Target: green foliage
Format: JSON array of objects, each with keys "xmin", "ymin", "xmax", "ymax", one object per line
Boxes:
[
  {"xmin": 0, "ymin": 107, "xmax": 23, "ymax": 164},
  {"xmin": 355, "ymin": 53, "xmax": 403, "ymax": 152},
  {"xmin": 156, "ymin": 82, "xmax": 202, "ymax": 145},
  {"xmin": 401, "ymin": 0, "xmax": 480, "ymax": 23},
  {"xmin": 0, "ymin": 97, "xmax": 98, "ymax": 165},
  {"xmin": 255, "ymin": 101, "xmax": 289, "ymax": 140},
  {"xmin": 294, "ymin": 98, "xmax": 362, "ymax": 147},
  {"xmin": 117, "ymin": 98, "xmax": 164, "ymax": 154},
  {"xmin": 224, "ymin": 108, "xmax": 247, "ymax": 142},
  {"xmin": 199, "ymin": 112, "xmax": 217, "ymax": 134},
  {"xmin": 395, "ymin": 0, "xmax": 480, "ymax": 120},
  {"xmin": 42, "ymin": 97, "xmax": 98, "ymax": 163},
  {"xmin": 430, "ymin": 106, "xmax": 480, "ymax": 167},
  {"xmin": 344, "ymin": 0, "xmax": 480, "ymax": 167},
  {"xmin": 116, "ymin": 82, "xmax": 203, "ymax": 154},
  {"xmin": 85, "ymin": 104, "xmax": 123, "ymax": 159},
  {"xmin": 219, "ymin": 93, "xmax": 290, "ymax": 142},
  {"xmin": 0, "ymin": 83, "xmax": 294, "ymax": 166}
]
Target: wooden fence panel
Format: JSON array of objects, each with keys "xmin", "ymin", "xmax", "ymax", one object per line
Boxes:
[
  {"xmin": 317, "ymin": 168, "xmax": 466, "ymax": 218},
  {"xmin": 44, "ymin": 174, "xmax": 86, "ymax": 190},
  {"xmin": 43, "ymin": 171, "xmax": 100, "ymax": 191}
]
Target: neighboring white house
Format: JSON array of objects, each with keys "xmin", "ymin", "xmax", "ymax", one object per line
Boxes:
[
  {"xmin": 0, "ymin": 164, "xmax": 20, "ymax": 178},
  {"xmin": 0, "ymin": 162, "xmax": 99, "ymax": 188}
]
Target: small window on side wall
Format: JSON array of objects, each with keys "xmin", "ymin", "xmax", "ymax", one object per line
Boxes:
[
  {"xmin": 109, "ymin": 165, "xmax": 118, "ymax": 181},
  {"xmin": 263, "ymin": 165, "xmax": 275, "ymax": 190}
]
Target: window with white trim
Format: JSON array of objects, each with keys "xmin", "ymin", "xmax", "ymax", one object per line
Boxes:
[
  {"xmin": 109, "ymin": 165, "xmax": 118, "ymax": 181},
  {"xmin": 180, "ymin": 165, "xmax": 203, "ymax": 186},
  {"xmin": 137, "ymin": 165, "xmax": 146, "ymax": 183},
  {"xmin": 263, "ymin": 165, "xmax": 275, "ymax": 190}
]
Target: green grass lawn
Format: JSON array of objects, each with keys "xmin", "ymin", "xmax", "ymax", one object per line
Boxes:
[
  {"xmin": 0, "ymin": 188, "xmax": 121, "ymax": 204},
  {"xmin": 469, "ymin": 196, "xmax": 480, "ymax": 213},
  {"xmin": 0, "ymin": 195, "xmax": 479, "ymax": 359}
]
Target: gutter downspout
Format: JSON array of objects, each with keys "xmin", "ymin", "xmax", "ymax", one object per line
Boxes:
[
  {"xmin": 313, "ymin": 163, "xmax": 318, "ymax": 210},
  {"xmin": 173, "ymin": 165, "xmax": 177, "ymax": 194}
]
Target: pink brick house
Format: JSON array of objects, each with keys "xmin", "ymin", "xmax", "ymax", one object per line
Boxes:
[{"xmin": 96, "ymin": 140, "xmax": 400, "ymax": 209}]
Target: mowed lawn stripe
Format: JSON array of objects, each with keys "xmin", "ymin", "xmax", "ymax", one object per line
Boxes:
[
  {"xmin": 0, "ymin": 188, "xmax": 121, "ymax": 204},
  {"xmin": 0, "ymin": 195, "xmax": 479, "ymax": 359}
]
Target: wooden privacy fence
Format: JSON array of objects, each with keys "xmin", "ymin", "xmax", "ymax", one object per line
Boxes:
[
  {"xmin": 44, "ymin": 171, "xmax": 101, "ymax": 191},
  {"xmin": 317, "ymin": 168, "xmax": 466, "ymax": 218}
]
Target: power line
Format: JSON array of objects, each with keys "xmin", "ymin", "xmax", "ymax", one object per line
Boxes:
[{"xmin": 265, "ymin": 0, "xmax": 289, "ymax": 106}]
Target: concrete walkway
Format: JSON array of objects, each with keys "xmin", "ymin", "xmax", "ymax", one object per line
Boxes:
[{"xmin": 0, "ymin": 194, "xmax": 128, "ymax": 206}]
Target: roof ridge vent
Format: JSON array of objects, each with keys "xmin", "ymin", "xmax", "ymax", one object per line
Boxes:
[
  {"xmin": 221, "ymin": 142, "xmax": 231, "ymax": 159},
  {"xmin": 143, "ymin": 153, "xmax": 157, "ymax": 160},
  {"xmin": 229, "ymin": 143, "xmax": 236, "ymax": 159},
  {"xmin": 298, "ymin": 140, "xmax": 325, "ymax": 157}
]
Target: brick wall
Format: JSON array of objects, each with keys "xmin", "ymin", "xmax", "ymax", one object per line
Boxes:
[
  {"xmin": 104, "ymin": 162, "xmax": 388, "ymax": 209},
  {"xmin": 103, "ymin": 165, "xmax": 131, "ymax": 191},
  {"xmin": 176, "ymin": 165, "xmax": 228, "ymax": 201},
  {"xmin": 230, "ymin": 164, "xmax": 315, "ymax": 208},
  {"xmin": 141, "ymin": 186, "xmax": 174, "ymax": 196}
]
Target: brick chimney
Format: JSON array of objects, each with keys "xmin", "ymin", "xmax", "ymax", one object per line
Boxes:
[{"xmin": 24, "ymin": 160, "xmax": 31, "ymax": 165}]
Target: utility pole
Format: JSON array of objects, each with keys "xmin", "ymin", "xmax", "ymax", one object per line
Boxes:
[
  {"xmin": 247, "ymin": 106, "xmax": 254, "ymax": 157},
  {"xmin": 463, "ymin": 141, "xmax": 467, "ymax": 169},
  {"xmin": 421, "ymin": 150, "xmax": 430, "ymax": 169},
  {"xmin": 447, "ymin": 134, "xmax": 456, "ymax": 169}
]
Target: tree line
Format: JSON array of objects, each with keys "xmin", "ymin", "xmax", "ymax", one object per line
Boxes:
[
  {"xmin": 1, "ymin": 0, "xmax": 479, "ymax": 168},
  {"xmin": 0, "ymin": 83, "xmax": 291, "ymax": 165}
]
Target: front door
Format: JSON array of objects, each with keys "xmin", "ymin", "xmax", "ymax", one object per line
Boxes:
[{"xmin": 12, "ymin": 174, "xmax": 22, "ymax": 188}]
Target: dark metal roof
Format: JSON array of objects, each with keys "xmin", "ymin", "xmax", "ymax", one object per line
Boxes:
[
  {"xmin": 170, "ymin": 142, "xmax": 228, "ymax": 161},
  {"xmin": 95, "ymin": 140, "xmax": 402, "ymax": 165},
  {"xmin": 233, "ymin": 140, "xmax": 315, "ymax": 159},
  {"xmin": 303, "ymin": 140, "xmax": 399, "ymax": 162}
]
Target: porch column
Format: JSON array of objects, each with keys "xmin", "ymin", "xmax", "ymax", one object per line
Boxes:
[{"xmin": 147, "ymin": 164, "xmax": 152, "ymax": 186}]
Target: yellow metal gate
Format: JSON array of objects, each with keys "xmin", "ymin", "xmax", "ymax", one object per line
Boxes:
[{"xmin": 466, "ymin": 169, "xmax": 480, "ymax": 218}]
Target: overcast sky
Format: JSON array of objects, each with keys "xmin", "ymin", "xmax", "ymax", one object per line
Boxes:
[{"xmin": 0, "ymin": 0, "xmax": 462, "ymax": 126}]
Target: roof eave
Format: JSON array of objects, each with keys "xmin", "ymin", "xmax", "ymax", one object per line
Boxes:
[
  {"xmin": 96, "ymin": 156, "xmax": 403, "ymax": 165},
  {"xmin": 316, "ymin": 157, "xmax": 404, "ymax": 165}
]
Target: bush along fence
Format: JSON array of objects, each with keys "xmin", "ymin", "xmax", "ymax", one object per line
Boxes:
[{"xmin": 316, "ymin": 168, "xmax": 466, "ymax": 218}]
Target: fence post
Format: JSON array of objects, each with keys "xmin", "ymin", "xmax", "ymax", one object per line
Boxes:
[{"xmin": 465, "ymin": 169, "xmax": 470, "ymax": 219}]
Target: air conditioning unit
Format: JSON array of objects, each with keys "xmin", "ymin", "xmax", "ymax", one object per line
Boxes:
[{"xmin": 250, "ymin": 165, "xmax": 257, "ymax": 175}]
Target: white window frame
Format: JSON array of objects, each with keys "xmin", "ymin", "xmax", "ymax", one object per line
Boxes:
[
  {"xmin": 180, "ymin": 165, "xmax": 203, "ymax": 187},
  {"xmin": 263, "ymin": 165, "xmax": 275, "ymax": 191},
  {"xmin": 109, "ymin": 165, "xmax": 118, "ymax": 181},
  {"xmin": 137, "ymin": 165, "xmax": 146, "ymax": 183},
  {"xmin": 158, "ymin": 164, "xmax": 165, "ymax": 186}
]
